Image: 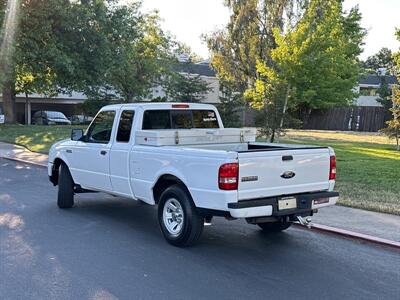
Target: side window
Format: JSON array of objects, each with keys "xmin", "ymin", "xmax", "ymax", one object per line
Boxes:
[
  {"xmin": 85, "ymin": 111, "xmax": 116, "ymax": 143},
  {"xmin": 142, "ymin": 110, "xmax": 171, "ymax": 129},
  {"xmin": 193, "ymin": 110, "xmax": 219, "ymax": 128},
  {"xmin": 116, "ymin": 110, "xmax": 135, "ymax": 142}
]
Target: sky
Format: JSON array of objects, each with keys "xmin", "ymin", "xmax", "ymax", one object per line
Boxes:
[{"xmin": 137, "ymin": 0, "xmax": 400, "ymax": 60}]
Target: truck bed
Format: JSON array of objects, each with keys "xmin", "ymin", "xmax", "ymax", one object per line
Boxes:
[
  {"xmin": 177, "ymin": 142, "xmax": 333, "ymax": 201},
  {"xmin": 179, "ymin": 142, "xmax": 327, "ymax": 153}
]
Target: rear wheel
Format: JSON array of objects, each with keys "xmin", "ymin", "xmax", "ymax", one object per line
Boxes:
[
  {"xmin": 158, "ymin": 185, "xmax": 204, "ymax": 247},
  {"xmin": 57, "ymin": 163, "xmax": 74, "ymax": 209},
  {"xmin": 257, "ymin": 221, "xmax": 292, "ymax": 232}
]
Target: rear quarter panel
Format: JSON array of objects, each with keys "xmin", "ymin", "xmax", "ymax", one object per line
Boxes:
[{"xmin": 130, "ymin": 145, "xmax": 237, "ymax": 209}]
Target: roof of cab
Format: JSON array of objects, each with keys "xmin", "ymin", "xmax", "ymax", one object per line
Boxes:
[{"xmin": 100, "ymin": 102, "xmax": 217, "ymax": 111}]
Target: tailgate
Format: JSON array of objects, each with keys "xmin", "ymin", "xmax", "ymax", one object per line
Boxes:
[{"xmin": 238, "ymin": 148, "xmax": 331, "ymax": 200}]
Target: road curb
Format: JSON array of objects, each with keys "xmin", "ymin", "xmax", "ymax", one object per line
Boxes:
[
  {"xmin": 294, "ymin": 223, "xmax": 400, "ymax": 250},
  {"xmin": 1, "ymin": 156, "xmax": 47, "ymax": 168}
]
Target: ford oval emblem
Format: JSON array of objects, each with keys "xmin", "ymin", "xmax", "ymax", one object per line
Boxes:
[{"xmin": 281, "ymin": 171, "xmax": 295, "ymax": 179}]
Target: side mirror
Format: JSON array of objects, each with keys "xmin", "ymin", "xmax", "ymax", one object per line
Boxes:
[{"xmin": 71, "ymin": 129, "xmax": 83, "ymax": 141}]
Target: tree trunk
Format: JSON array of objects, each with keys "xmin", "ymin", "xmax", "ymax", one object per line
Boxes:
[
  {"xmin": 2, "ymin": 80, "xmax": 17, "ymax": 124},
  {"xmin": 279, "ymin": 85, "xmax": 290, "ymax": 130},
  {"xmin": 127, "ymin": 94, "xmax": 134, "ymax": 103},
  {"xmin": 277, "ymin": 85, "xmax": 290, "ymax": 142},
  {"xmin": 25, "ymin": 93, "xmax": 29, "ymax": 125},
  {"xmin": 270, "ymin": 128, "xmax": 275, "ymax": 143},
  {"xmin": 302, "ymin": 107, "xmax": 312, "ymax": 128}
]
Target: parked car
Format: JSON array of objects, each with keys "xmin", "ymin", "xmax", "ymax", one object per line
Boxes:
[
  {"xmin": 48, "ymin": 103, "xmax": 338, "ymax": 247},
  {"xmin": 32, "ymin": 111, "xmax": 71, "ymax": 125},
  {"xmin": 69, "ymin": 114, "xmax": 93, "ymax": 125}
]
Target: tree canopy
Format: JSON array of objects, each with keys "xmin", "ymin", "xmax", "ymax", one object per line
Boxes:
[
  {"xmin": 381, "ymin": 28, "xmax": 400, "ymax": 151},
  {"xmin": 0, "ymin": 0, "xmax": 207, "ymax": 123},
  {"xmin": 363, "ymin": 47, "xmax": 397, "ymax": 75},
  {"xmin": 208, "ymin": 0, "xmax": 365, "ymax": 141},
  {"xmin": 0, "ymin": 0, "xmax": 117, "ymax": 122}
]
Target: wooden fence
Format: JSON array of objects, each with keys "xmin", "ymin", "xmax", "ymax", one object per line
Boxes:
[{"xmin": 303, "ymin": 106, "xmax": 390, "ymax": 132}]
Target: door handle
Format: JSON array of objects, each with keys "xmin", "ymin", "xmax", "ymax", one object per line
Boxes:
[{"xmin": 100, "ymin": 150, "xmax": 107, "ymax": 155}]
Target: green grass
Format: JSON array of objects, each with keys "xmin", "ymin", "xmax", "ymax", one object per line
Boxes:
[
  {"xmin": 280, "ymin": 130, "xmax": 400, "ymax": 215},
  {"xmin": 0, "ymin": 124, "xmax": 80, "ymax": 153}
]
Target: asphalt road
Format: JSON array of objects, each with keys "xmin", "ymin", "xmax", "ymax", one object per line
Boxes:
[{"xmin": 1, "ymin": 158, "xmax": 399, "ymax": 300}]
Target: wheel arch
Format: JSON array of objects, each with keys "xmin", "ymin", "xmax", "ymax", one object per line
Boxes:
[
  {"xmin": 152, "ymin": 174, "xmax": 192, "ymax": 205},
  {"xmin": 49, "ymin": 157, "xmax": 66, "ymax": 186}
]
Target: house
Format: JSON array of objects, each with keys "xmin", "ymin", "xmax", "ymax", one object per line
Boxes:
[
  {"xmin": 150, "ymin": 60, "xmax": 220, "ymax": 104},
  {"xmin": 355, "ymin": 72, "xmax": 398, "ymax": 107}
]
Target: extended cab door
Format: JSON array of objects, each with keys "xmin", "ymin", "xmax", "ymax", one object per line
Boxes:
[
  {"xmin": 69, "ymin": 110, "xmax": 116, "ymax": 191},
  {"xmin": 109, "ymin": 109, "xmax": 135, "ymax": 197}
]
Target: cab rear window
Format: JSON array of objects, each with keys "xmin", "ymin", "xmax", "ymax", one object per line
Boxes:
[{"xmin": 142, "ymin": 110, "xmax": 219, "ymax": 129}]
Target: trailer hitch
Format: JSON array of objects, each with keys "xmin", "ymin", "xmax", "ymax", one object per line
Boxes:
[{"xmin": 296, "ymin": 216, "xmax": 312, "ymax": 229}]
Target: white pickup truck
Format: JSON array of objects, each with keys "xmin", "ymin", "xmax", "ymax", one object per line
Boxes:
[{"xmin": 48, "ymin": 103, "xmax": 338, "ymax": 246}]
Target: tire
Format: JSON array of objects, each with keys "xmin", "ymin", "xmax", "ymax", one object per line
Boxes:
[
  {"xmin": 257, "ymin": 221, "xmax": 292, "ymax": 232},
  {"xmin": 57, "ymin": 163, "xmax": 75, "ymax": 209},
  {"xmin": 158, "ymin": 185, "xmax": 204, "ymax": 247}
]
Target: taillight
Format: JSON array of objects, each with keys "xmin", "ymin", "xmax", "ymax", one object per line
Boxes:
[
  {"xmin": 329, "ymin": 155, "xmax": 336, "ymax": 180},
  {"xmin": 218, "ymin": 163, "xmax": 239, "ymax": 190}
]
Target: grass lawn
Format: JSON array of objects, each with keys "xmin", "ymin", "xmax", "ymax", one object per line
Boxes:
[
  {"xmin": 281, "ymin": 130, "xmax": 400, "ymax": 215},
  {"xmin": 0, "ymin": 125, "xmax": 399, "ymax": 215},
  {"xmin": 0, "ymin": 124, "xmax": 80, "ymax": 153}
]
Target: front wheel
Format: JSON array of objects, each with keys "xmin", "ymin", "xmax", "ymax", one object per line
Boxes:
[
  {"xmin": 158, "ymin": 185, "xmax": 204, "ymax": 247},
  {"xmin": 257, "ymin": 221, "xmax": 292, "ymax": 232},
  {"xmin": 57, "ymin": 163, "xmax": 75, "ymax": 209}
]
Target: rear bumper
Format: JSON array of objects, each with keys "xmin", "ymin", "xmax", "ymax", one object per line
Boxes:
[{"xmin": 228, "ymin": 191, "xmax": 339, "ymax": 218}]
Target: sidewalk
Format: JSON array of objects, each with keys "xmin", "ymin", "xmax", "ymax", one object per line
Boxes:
[
  {"xmin": 0, "ymin": 142, "xmax": 48, "ymax": 167},
  {"xmin": 1, "ymin": 141, "xmax": 399, "ymax": 244},
  {"xmin": 312, "ymin": 205, "xmax": 400, "ymax": 242}
]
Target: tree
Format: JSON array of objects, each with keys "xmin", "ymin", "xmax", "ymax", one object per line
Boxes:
[
  {"xmin": 376, "ymin": 74, "xmax": 392, "ymax": 110},
  {"xmin": 395, "ymin": 29, "xmax": 400, "ymax": 70},
  {"xmin": 217, "ymin": 82, "xmax": 243, "ymax": 127},
  {"xmin": 206, "ymin": 0, "xmax": 305, "ymax": 140},
  {"xmin": 381, "ymin": 86, "xmax": 400, "ymax": 151},
  {"xmin": 0, "ymin": 0, "xmax": 112, "ymax": 123},
  {"xmin": 104, "ymin": 4, "xmax": 176, "ymax": 102},
  {"xmin": 76, "ymin": 99, "xmax": 111, "ymax": 117},
  {"xmin": 266, "ymin": 1, "xmax": 365, "ymax": 123},
  {"xmin": 363, "ymin": 47, "xmax": 397, "ymax": 75},
  {"xmin": 208, "ymin": 0, "xmax": 365, "ymax": 141},
  {"xmin": 382, "ymin": 29, "xmax": 400, "ymax": 151},
  {"xmin": 164, "ymin": 66, "xmax": 211, "ymax": 102},
  {"xmin": 0, "ymin": 0, "xmax": 183, "ymax": 123}
]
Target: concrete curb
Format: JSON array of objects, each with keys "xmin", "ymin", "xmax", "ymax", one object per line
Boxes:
[
  {"xmin": 1, "ymin": 156, "xmax": 47, "ymax": 168},
  {"xmin": 294, "ymin": 223, "xmax": 400, "ymax": 250}
]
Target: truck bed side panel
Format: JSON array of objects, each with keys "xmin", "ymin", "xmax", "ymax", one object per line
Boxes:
[{"xmin": 130, "ymin": 146, "xmax": 237, "ymax": 209}]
